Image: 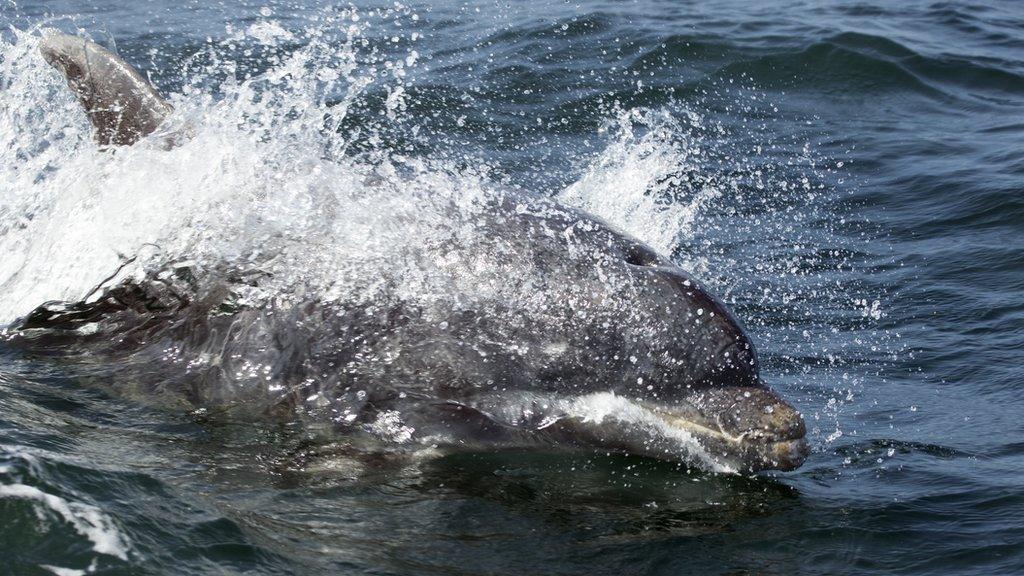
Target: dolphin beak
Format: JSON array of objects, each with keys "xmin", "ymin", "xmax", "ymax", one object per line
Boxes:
[
  {"xmin": 524, "ymin": 387, "xmax": 809, "ymax": 474},
  {"xmin": 650, "ymin": 386, "xmax": 810, "ymax": 473},
  {"xmin": 767, "ymin": 434, "xmax": 811, "ymax": 471}
]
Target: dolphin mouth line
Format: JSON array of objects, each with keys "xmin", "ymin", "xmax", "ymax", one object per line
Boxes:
[
  {"xmin": 652, "ymin": 407, "xmax": 805, "ymax": 446},
  {"xmin": 649, "ymin": 403, "xmax": 810, "ymax": 472}
]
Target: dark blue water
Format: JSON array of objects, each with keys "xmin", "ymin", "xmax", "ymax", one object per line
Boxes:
[{"xmin": 1, "ymin": 1, "xmax": 1023, "ymax": 574}]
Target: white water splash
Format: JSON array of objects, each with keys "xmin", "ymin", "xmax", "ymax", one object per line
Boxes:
[
  {"xmin": 41, "ymin": 562, "xmax": 98, "ymax": 576},
  {"xmin": 0, "ymin": 18, "xmax": 416, "ymax": 325},
  {"xmin": 370, "ymin": 410, "xmax": 415, "ymax": 443},
  {"xmin": 559, "ymin": 107, "xmax": 720, "ymax": 257}
]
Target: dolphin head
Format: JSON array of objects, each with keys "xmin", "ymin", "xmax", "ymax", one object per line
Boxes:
[
  {"xmin": 357, "ymin": 194, "xmax": 810, "ymax": 474},
  {"xmin": 569, "ymin": 259, "xmax": 810, "ymax": 474}
]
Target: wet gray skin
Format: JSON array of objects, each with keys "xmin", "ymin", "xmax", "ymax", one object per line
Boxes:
[
  {"xmin": 8, "ymin": 33, "xmax": 809, "ymax": 474},
  {"xmin": 38, "ymin": 33, "xmax": 172, "ymax": 146}
]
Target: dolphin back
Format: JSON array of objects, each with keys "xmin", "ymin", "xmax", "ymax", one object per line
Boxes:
[{"xmin": 39, "ymin": 33, "xmax": 172, "ymax": 146}]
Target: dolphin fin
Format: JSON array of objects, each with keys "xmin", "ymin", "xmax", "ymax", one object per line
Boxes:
[{"xmin": 39, "ymin": 32, "xmax": 173, "ymax": 146}]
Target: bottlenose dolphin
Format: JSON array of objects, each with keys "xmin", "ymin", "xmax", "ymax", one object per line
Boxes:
[{"xmin": 7, "ymin": 33, "xmax": 809, "ymax": 473}]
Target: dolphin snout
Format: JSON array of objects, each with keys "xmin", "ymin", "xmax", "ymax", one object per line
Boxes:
[
  {"xmin": 694, "ymin": 386, "xmax": 806, "ymax": 442},
  {"xmin": 769, "ymin": 434, "xmax": 811, "ymax": 471},
  {"xmin": 655, "ymin": 385, "xmax": 809, "ymax": 472}
]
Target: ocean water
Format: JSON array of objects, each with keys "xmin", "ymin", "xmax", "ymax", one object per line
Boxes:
[{"xmin": 0, "ymin": 0, "xmax": 1022, "ymax": 574}]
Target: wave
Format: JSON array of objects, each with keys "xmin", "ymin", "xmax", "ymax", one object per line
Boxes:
[
  {"xmin": 0, "ymin": 447, "xmax": 133, "ymax": 572},
  {"xmin": 622, "ymin": 30, "xmax": 1024, "ymax": 101},
  {"xmin": 0, "ymin": 483, "xmax": 131, "ymax": 560}
]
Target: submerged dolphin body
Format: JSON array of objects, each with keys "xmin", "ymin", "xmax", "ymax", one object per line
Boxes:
[{"xmin": 10, "ymin": 33, "xmax": 809, "ymax": 473}]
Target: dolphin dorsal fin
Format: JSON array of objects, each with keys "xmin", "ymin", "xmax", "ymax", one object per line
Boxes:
[{"xmin": 39, "ymin": 33, "xmax": 173, "ymax": 147}]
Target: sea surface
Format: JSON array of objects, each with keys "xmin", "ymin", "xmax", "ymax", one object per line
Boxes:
[{"xmin": 0, "ymin": 1, "xmax": 1022, "ymax": 574}]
